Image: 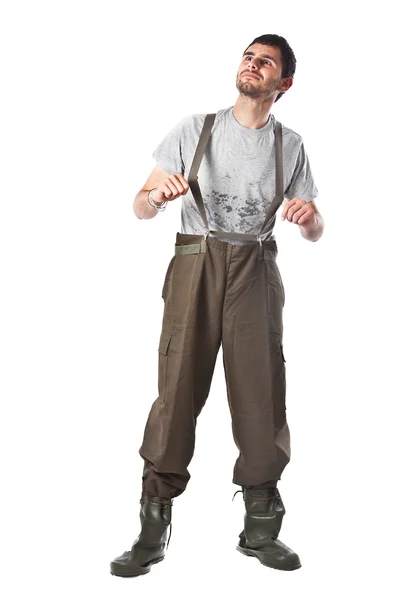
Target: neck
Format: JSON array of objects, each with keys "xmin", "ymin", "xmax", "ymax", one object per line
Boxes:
[{"xmin": 232, "ymin": 96, "xmax": 274, "ymax": 130}]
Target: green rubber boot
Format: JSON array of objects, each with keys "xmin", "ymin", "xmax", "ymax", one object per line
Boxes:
[
  {"xmin": 110, "ymin": 494, "xmax": 173, "ymax": 577},
  {"xmin": 236, "ymin": 487, "xmax": 301, "ymax": 571}
]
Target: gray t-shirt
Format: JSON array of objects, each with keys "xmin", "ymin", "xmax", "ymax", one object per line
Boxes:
[{"xmin": 152, "ymin": 105, "xmax": 319, "ymax": 244}]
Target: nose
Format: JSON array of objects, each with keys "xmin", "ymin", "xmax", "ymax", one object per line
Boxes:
[{"xmin": 246, "ymin": 58, "xmax": 258, "ymax": 71}]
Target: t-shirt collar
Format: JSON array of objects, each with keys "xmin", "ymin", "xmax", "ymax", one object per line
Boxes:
[{"xmin": 228, "ymin": 106, "xmax": 275, "ymax": 136}]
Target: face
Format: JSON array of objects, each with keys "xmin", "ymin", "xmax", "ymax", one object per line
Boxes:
[{"xmin": 236, "ymin": 43, "xmax": 291, "ymax": 101}]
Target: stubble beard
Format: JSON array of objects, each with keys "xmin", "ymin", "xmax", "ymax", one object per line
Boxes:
[{"xmin": 236, "ymin": 74, "xmax": 278, "ymax": 101}]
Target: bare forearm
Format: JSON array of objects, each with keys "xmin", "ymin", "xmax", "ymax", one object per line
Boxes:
[{"xmin": 299, "ymin": 212, "xmax": 324, "ymax": 242}]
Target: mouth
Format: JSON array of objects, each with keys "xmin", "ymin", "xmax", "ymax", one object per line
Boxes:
[{"xmin": 242, "ymin": 72, "xmax": 259, "ymax": 80}]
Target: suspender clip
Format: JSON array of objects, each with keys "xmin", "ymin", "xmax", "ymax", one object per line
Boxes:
[
  {"xmin": 257, "ymin": 235, "xmax": 264, "ymax": 260},
  {"xmin": 203, "ymin": 229, "xmax": 210, "ymax": 241}
]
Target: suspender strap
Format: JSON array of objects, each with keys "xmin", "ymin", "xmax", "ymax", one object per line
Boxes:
[
  {"xmin": 257, "ymin": 121, "xmax": 284, "ymax": 236},
  {"xmin": 187, "ymin": 113, "xmax": 284, "ymax": 242},
  {"xmin": 188, "ymin": 113, "xmax": 216, "ymax": 231}
]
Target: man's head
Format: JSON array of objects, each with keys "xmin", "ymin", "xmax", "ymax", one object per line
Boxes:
[{"xmin": 236, "ymin": 34, "xmax": 296, "ymax": 103}]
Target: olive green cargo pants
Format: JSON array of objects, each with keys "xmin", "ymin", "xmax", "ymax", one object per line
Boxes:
[{"xmin": 138, "ymin": 231, "xmax": 290, "ymax": 500}]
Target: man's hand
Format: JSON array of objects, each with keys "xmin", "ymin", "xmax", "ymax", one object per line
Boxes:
[
  {"xmin": 281, "ymin": 197, "xmax": 324, "ymax": 242},
  {"xmin": 281, "ymin": 197, "xmax": 316, "ymax": 226},
  {"xmin": 152, "ymin": 174, "xmax": 193, "ymax": 204}
]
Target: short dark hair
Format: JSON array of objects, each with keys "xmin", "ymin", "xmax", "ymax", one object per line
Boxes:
[{"xmin": 243, "ymin": 34, "xmax": 296, "ymax": 102}]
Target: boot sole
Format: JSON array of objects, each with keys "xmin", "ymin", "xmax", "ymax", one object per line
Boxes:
[
  {"xmin": 236, "ymin": 545, "xmax": 302, "ymax": 571},
  {"xmin": 110, "ymin": 555, "xmax": 165, "ymax": 577}
]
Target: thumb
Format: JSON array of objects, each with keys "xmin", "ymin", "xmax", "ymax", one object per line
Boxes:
[{"xmin": 281, "ymin": 199, "xmax": 288, "ymax": 220}]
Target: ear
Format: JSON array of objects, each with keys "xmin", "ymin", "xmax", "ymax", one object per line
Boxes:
[{"xmin": 278, "ymin": 76, "xmax": 293, "ymax": 93}]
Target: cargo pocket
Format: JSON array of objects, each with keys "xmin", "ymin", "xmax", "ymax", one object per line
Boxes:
[{"xmin": 158, "ymin": 330, "xmax": 172, "ymax": 404}]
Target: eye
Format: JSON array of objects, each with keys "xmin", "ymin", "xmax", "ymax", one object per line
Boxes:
[{"xmin": 244, "ymin": 56, "xmax": 271, "ymax": 66}]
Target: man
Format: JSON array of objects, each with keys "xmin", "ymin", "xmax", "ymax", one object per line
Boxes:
[{"xmin": 110, "ymin": 33, "xmax": 324, "ymax": 577}]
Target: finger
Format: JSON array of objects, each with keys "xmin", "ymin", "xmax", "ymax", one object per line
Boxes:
[
  {"xmin": 297, "ymin": 207, "xmax": 314, "ymax": 225},
  {"xmin": 286, "ymin": 199, "xmax": 305, "ymax": 222},
  {"xmin": 169, "ymin": 174, "xmax": 185, "ymax": 195},
  {"xmin": 175, "ymin": 174, "xmax": 190, "ymax": 194},
  {"xmin": 163, "ymin": 181, "xmax": 179, "ymax": 199},
  {"xmin": 281, "ymin": 200, "xmax": 289, "ymax": 220},
  {"xmin": 292, "ymin": 205, "xmax": 308, "ymax": 224},
  {"xmin": 281, "ymin": 198, "xmax": 295, "ymax": 220}
]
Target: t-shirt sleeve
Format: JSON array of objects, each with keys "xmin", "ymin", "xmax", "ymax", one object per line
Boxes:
[
  {"xmin": 284, "ymin": 140, "xmax": 319, "ymax": 202},
  {"xmin": 151, "ymin": 116, "xmax": 187, "ymax": 175}
]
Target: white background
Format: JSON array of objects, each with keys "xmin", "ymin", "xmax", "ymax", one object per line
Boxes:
[{"xmin": 1, "ymin": 1, "xmax": 399, "ymax": 598}]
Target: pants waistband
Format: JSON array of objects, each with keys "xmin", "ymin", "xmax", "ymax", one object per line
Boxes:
[{"xmin": 174, "ymin": 232, "xmax": 278, "ymax": 260}]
